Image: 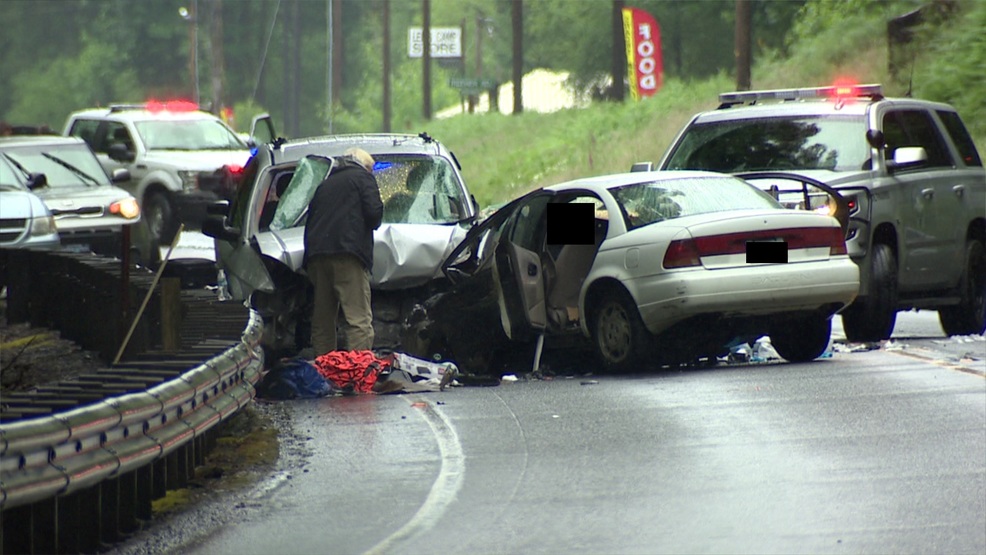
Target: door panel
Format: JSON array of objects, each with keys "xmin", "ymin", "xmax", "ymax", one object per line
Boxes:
[{"xmin": 505, "ymin": 242, "xmax": 547, "ymax": 331}]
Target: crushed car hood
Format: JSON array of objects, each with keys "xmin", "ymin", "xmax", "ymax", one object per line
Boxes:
[{"xmin": 251, "ymin": 222, "xmax": 469, "ymax": 290}]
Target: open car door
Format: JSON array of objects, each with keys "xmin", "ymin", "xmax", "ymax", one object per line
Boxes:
[{"xmin": 442, "ymin": 190, "xmax": 551, "ymax": 340}]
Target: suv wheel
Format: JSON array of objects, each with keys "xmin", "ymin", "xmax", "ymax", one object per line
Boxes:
[
  {"xmin": 770, "ymin": 316, "xmax": 831, "ymax": 362},
  {"xmin": 590, "ymin": 288, "xmax": 651, "ymax": 371},
  {"xmin": 144, "ymin": 190, "xmax": 178, "ymax": 245},
  {"xmin": 938, "ymin": 239, "xmax": 986, "ymax": 336},
  {"xmin": 842, "ymin": 243, "xmax": 898, "ymax": 343}
]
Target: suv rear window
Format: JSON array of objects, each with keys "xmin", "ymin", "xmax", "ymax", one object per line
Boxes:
[{"xmin": 664, "ymin": 115, "xmax": 869, "ymax": 172}]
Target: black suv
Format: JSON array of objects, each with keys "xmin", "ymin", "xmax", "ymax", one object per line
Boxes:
[{"xmin": 658, "ymin": 84, "xmax": 985, "ymax": 341}]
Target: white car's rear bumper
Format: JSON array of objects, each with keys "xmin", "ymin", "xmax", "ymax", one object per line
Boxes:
[{"xmin": 627, "ymin": 258, "xmax": 860, "ymax": 335}]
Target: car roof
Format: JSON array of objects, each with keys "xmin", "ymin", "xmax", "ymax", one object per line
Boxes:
[
  {"xmin": 546, "ymin": 169, "xmax": 738, "ymax": 193},
  {"xmin": 0, "ymin": 135, "xmax": 87, "ymax": 148},
  {"xmin": 691, "ymin": 95, "xmax": 956, "ymax": 124},
  {"xmin": 274, "ymin": 133, "xmax": 449, "ymax": 158},
  {"xmin": 68, "ymin": 106, "xmax": 222, "ymax": 122}
]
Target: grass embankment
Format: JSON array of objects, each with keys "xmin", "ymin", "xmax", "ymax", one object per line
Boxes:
[{"xmin": 405, "ymin": 4, "xmax": 983, "ymax": 209}]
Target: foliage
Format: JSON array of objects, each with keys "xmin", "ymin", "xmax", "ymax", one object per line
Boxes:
[{"xmin": 911, "ymin": 1, "xmax": 986, "ymax": 139}]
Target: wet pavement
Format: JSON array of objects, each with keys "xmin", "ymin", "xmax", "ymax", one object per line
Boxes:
[{"xmin": 105, "ymin": 312, "xmax": 985, "ymax": 555}]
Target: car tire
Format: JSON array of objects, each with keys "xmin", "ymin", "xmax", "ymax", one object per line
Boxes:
[
  {"xmin": 770, "ymin": 316, "xmax": 832, "ymax": 362},
  {"xmin": 590, "ymin": 288, "xmax": 651, "ymax": 371},
  {"xmin": 144, "ymin": 190, "xmax": 178, "ymax": 245},
  {"xmin": 938, "ymin": 239, "xmax": 986, "ymax": 336},
  {"xmin": 842, "ymin": 243, "xmax": 898, "ymax": 343}
]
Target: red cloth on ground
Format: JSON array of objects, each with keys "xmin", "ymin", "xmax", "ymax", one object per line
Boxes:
[{"xmin": 312, "ymin": 350, "xmax": 387, "ymax": 394}]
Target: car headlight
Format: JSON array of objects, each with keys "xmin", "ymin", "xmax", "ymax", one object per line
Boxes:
[
  {"xmin": 178, "ymin": 170, "xmax": 198, "ymax": 191},
  {"xmin": 110, "ymin": 197, "xmax": 141, "ymax": 219},
  {"xmin": 30, "ymin": 214, "xmax": 57, "ymax": 237}
]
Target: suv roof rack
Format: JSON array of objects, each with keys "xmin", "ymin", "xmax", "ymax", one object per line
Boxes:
[
  {"xmin": 107, "ymin": 104, "xmax": 148, "ymax": 112},
  {"xmin": 718, "ymin": 84, "xmax": 884, "ymax": 109}
]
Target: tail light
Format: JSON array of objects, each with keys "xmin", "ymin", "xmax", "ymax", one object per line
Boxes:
[
  {"xmin": 663, "ymin": 239, "xmax": 701, "ymax": 268},
  {"xmin": 664, "ymin": 226, "xmax": 847, "ymax": 269}
]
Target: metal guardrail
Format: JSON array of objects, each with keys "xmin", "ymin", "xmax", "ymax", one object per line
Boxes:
[{"xmin": 0, "ymin": 307, "xmax": 265, "ymax": 554}]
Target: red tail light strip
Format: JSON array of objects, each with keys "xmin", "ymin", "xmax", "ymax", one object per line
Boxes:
[{"xmin": 663, "ymin": 227, "xmax": 847, "ymax": 268}]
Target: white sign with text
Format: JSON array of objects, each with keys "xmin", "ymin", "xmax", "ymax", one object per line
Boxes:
[{"xmin": 408, "ymin": 27, "xmax": 462, "ymax": 58}]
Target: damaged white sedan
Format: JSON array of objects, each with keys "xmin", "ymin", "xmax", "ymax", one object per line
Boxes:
[
  {"xmin": 203, "ymin": 133, "xmax": 478, "ymax": 355},
  {"xmin": 406, "ymin": 170, "xmax": 860, "ymax": 374}
]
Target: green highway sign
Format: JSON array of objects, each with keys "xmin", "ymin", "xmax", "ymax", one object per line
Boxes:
[{"xmin": 448, "ymin": 77, "xmax": 499, "ymax": 92}]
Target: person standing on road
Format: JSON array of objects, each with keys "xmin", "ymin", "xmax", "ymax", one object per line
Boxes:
[{"xmin": 304, "ymin": 147, "xmax": 383, "ymax": 356}]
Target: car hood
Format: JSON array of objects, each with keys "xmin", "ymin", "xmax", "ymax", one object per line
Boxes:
[
  {"xmin": 251, "ymin": 222, "xmax": 469, "ymax": 290},
  {"xmin": 0, "ymin": 190, "xmax": 46, "ymax": 218},
  {"xmin": 36, "ymin": 186, "xmax": 132, "ymax": 210},
  {"xmin": 142, "ymin": 150, "xmax": 253, "ymax": 171}
]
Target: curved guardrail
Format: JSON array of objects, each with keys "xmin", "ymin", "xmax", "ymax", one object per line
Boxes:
[{"xmin": 0, "ymin": 309, "xmax": 264, "ymax": 554}]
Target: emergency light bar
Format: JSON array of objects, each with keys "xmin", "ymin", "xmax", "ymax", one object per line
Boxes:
[{"xmin": 718, "ymin": 84, "xmax": 883, "ymax": 107}]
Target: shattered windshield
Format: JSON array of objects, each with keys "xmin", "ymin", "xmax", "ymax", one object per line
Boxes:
[
  {"xmin": 664, "ymin": 116, "xmax": 869, "ymax": 172},
  {"xmin": 134, "ymin": 119, "xmax": 246, "ymax": 151},
  {"xmin": 0, "ymin": 144, "xmax": 111, "ymax": 188},
  {"xmin": 612, "ymin": 176, "xmax": 780, "ymax": 230},
  {"xmin": 375, "ymin": 155, "xmax": 468, "ymax": 224}
]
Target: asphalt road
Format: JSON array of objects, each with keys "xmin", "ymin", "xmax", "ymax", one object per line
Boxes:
[{"xmin": 109, "ymin": 311, "xmax": 985, "ymax": 555}]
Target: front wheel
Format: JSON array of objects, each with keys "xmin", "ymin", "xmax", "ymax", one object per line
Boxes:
[
  {"xmin": 770, "ymin": 316, "xmax": 832, "ymax": 362},
  {"xmin": 143, "ymin": 190, "xmax": 178, "ymax": 245},
  {"xmin": 938, "ymin": 239, "xmax": 986, "ymax": 336},
  {"xmin": 590, "ymin": 288, "xmax": 651, "ymax": 371},
  {"xmin": 842, "ymin": 243, "xmax": 898, "ymax": 342}
]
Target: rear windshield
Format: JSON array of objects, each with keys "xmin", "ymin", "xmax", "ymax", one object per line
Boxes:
[
  {"xmin": 664, "ymin": 115, "xmax": 869, "ymax": 172},
  {"xmin": 612, "ymin": 176, "xmax": 781, "ymax": 230}
]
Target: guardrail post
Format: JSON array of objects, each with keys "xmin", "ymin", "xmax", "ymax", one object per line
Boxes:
[
  {"xmin": 161, "ymin": 278, "xmax": 182, "ymax": 351},
  {"xmin": 57, "ymin": 492, "xmax": 79, "ymax": 554},
  {"xmin": 78, "ymin": 487, "xmax": 101, "ymax": 552},
  {"xmin": 99, "ymin": 478, "xmax": 122, "ymax": 543},
  {"xmin": 135, "ymin": 465, "xmax": 152, "ymax": 521},
  {"xmin": 117, "ymin": 471, "xmax": 140, "ymax": 534},
  {"xmin": 33, "ymin": 498, "xmax": 56, "ymax": 554}
]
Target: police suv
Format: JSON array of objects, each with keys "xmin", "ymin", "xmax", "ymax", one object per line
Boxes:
[
  {"xmin": 64, "ymin": 101, "xmax": 273, "ymax": 244},
  {"xmin": 657, "ymin": 84, "xmax": 985, "ymax": 341}
]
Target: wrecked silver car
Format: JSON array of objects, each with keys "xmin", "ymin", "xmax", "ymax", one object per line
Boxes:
[{"xmin": 203, "ymin": 133, "xmax": 478, "ymax": 355}]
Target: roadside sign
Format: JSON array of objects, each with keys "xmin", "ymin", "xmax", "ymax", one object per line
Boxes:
[
  {"xmin": 448, "ymin": 77, "xmax": 498, "ymax": 93},
  {"xmin": 408, "ymin": 27, "xmax": 462, "ymax": 58}
]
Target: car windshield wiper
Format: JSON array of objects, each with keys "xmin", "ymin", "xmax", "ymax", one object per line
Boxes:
[
  {"xmin": 1, "ymin": 152, "xmax": 33, "ymax": 180},
  {"xmin": 40, "ymin": 152, "xmax": 101, "ymax": 186}
]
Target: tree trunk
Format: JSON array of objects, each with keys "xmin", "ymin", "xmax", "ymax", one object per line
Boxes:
[{"xmin": 512, "ymin": 0, "xmax": 523, "ymax": 114}]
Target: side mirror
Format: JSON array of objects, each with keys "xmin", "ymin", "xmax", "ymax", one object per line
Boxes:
[
  {"xmin": 887, "ymin": 146, "xmax": 928, "ymax": 173},
  {"xmin": 207, "ymin": 200, "xmax": 230, "ymax": 217},
  {"xmin": 201, "ymin": 216, "xmax": 241, "ymax": 242},
  {"xmin": 107, "ymin": 143, "xmax": 135, "ymax": 163},
  {"xmin": 26, "ymin": 172, "xmax": 47, "ymax": 190},
  {"xmin": 111, "ymin": 168, "xmax": 131, "ymax": 183}
]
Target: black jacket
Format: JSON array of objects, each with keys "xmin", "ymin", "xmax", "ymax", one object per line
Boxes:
[{"xmin": 303, "ymin": 160, "xmax": 383, "ymax": 271}]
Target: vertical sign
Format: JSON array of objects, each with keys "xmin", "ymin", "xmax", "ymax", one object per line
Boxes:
[{"xmin": 622, "ymin": 7, "xmax": 662, "ymax": 100}]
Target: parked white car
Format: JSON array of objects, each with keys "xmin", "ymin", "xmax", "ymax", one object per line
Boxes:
[{"xmin": 410, "ymin": 170, "xmax": 860, "ymax": 373}]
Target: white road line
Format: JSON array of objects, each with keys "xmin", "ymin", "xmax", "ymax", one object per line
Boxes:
[{"xmin": 364, "ymin": 396, "xmax": 465, "ymax": 555}]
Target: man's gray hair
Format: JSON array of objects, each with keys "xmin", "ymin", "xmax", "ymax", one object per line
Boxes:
[{"xmin": 344, "ymin": 147, "xmax": 375, "ymax": 171}]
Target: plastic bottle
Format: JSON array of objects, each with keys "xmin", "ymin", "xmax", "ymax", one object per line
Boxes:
[{"xmin": 217, "ymin": 269, "xmax": 231, "ymax": 301}]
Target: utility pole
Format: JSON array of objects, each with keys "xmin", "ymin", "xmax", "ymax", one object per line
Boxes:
[
  {"xmin": 382, "ymin": 0, "xmax": 391, "ymax": 132},
  {"xmin": 209, "ymin": 0, "xmax": 225, "ymax": 114},
  {"xmin": 511, "ymin": 0, "xmax": 522, "ymax": 114},
  {"xmin": 423, "ymin": 0, "xmax": 432, "ymax": 120},
  {"xmin": 611, "ymin": 0, "xmax": 625, "ymax": 101},
  {"xmin": 735, "ymin": 0, "xmax": 752, "ymax": 91}
]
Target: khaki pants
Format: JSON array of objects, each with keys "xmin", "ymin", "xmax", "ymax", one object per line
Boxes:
[{"xmin": 308, "ymin": 253, "xmax": 374, "ymax": 356}]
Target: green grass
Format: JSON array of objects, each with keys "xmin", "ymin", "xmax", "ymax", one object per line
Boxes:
[{"xmin": 394, "ymin": 5, "xmax": 984, "ymax": 209}]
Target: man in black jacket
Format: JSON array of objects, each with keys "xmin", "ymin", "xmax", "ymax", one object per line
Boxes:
[{"xmin": 304, "ymin": 147, "xmax": 383, "ymax": 356}]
